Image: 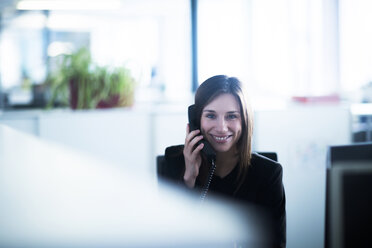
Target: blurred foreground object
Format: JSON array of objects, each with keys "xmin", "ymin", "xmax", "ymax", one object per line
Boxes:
[{"xmin": 0, "ymin": 124, "xmax": 267, "ymax": 247}]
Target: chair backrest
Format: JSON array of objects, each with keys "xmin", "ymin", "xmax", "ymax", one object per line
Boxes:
[
  {"xmin": 157, "ymin": 155, "xmax": 167, "ymax": 176},
  {"xmin": 156, "ymin": 152, "xmax": 277, "ymax": 179},
  {"xmin": 256, "ymin": 152, "xmax": 278, "ymax": 162}
]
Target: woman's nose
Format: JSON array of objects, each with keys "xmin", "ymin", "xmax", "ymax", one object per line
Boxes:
[{"xmin": 216, "ymin": 117, "xmax": 228, "ymax": 132}]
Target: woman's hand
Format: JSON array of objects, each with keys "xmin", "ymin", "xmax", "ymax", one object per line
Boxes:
[{"xmin": 183, "ymin": 124, "xmax": 204, "ymax": 188}]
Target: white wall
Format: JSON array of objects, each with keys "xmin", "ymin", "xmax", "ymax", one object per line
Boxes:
[
  {"xmin": 0, "ymin": 104, "xmax": 352, "ymax": 248},
  {"xmin": 253, "ymin": 105, "xmax": 351, "ymax": 248}
]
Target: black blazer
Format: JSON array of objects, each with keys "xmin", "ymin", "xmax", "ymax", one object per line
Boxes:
[{"xmin": 160, "ymin": 145, "xmax": 286, "ymax": 248}]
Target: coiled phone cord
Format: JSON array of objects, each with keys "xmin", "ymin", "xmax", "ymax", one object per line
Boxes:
[{"xmin": 200, "ymin": 159, "xmax": 216, "ymax": 202}]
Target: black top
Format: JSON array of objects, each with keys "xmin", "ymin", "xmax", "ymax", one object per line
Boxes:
[{"xmin": 160, "ymin": 145, "xmax": 286, "ymax": 248}]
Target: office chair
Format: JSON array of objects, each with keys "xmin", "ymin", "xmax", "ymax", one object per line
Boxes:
[
  {"xmin": 255, "ymin": 152, "xmax": 278, "ymax": 162},
  {"xmin": 157, "ymin": 151, "xmax": 278, "ymax": 180}
]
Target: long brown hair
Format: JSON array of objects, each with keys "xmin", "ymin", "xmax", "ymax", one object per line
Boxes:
[{"xmin": 194, "ymin": 75, "xmax": 254, "ymax": 193}]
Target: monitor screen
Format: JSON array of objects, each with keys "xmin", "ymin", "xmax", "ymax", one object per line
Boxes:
[
  {"xmin": 327, "ymin": 142, "xmax": 372, "ymax": 167},
  {"xmin": 342, "ymin": 167, "xmax": 372, "ymax": 247},
  {"xmin": 325, "ymin": 142, "xmax": 372, "ymax": 248}
]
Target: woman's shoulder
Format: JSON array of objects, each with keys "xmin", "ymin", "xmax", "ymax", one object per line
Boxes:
[{"xmin": 250, "ymin": 152, "xmax": 283, "ymax": 176}]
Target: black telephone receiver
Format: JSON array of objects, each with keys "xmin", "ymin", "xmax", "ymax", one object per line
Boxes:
[
  {"xmin": 188, "ymin": 105, "xmax": 216, "ymax": 162},
  {"xmin": 188, "ymin": 104, "xmax": 217, "ymax": 202}
]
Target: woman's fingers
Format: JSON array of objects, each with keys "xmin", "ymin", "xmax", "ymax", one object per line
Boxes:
[
  {"xmin": 183, "ymin": 124, "xmax": 204, "ymax": 188},
  {"xmin": 185, "ymin": 129, "xmax": 200, "ymax": 143},
  {"xmin": 185, "ymin": 125, "xmax": 204, "ymax": 153},
  {"xmin": 192, "ymin": 142, "xmax": 204, "ymax": 158},
  {"xmin": 189, "ymin": 134, "xmax": 203, "ymax": 149},
  {"xmin": 184, "ymin": 123, "xmax": 204, "ymax": 162}
]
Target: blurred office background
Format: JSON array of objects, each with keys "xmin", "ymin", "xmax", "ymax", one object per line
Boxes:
[{"xmin": 0, "ymin": 0, "xmax": 372, "ymax": 247}]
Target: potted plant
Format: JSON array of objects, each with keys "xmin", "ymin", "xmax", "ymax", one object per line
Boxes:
[{"xmin": 46, "ymin": 47, "xmax": 136, "ymax": 109}]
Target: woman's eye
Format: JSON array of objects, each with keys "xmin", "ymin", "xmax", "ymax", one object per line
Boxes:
[
  {"xmin": 227, "ymin": 114, "xmax": 240, "ymax": 120},
  {"xmin": 206, "ymin": 114, "xmax": 216, "ymax": 119}
]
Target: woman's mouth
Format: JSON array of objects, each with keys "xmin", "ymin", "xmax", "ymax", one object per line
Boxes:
[{"xmin": 211, "ymin": 135, "xmax": 231, "ymax": 143}]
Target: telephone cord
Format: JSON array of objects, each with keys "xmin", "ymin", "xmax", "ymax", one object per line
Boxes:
[{"xmin": 200, "ymin": 159, "xmax": 216, "ymax": 202}]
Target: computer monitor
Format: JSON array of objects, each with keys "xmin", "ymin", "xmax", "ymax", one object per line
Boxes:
[
  {"xmin": 327, "ymin": 142, "xmax": 372, "ymax": 165},
  {"xmin": 325, "ymin": 142, "xmax": 372, "ymax": 248}
]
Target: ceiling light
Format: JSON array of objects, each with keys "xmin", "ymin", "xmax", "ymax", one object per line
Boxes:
[{"xmin": 17, "ymin": 0, "xmax": 122, "ymax": 10}]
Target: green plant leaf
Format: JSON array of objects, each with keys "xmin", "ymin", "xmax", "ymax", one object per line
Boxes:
[{"xmin": 45, "ymin": 47, "xmax": 136, "ymax": 109}]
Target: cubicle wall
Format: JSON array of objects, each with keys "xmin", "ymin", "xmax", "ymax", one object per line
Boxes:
[
  {"xmin": 253, "ymin": 105, "xmax": 351, "ymax": 248},
  {"xmin": 39, "ymin": 110, "xmax": 152, "ymax": 174},
  {"xmin": 0, "ymin": 107, "xmax": 188, "ymax": 178}
]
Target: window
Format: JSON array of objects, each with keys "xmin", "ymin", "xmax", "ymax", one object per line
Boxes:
[
  {"xmin": 339, "ymin": 0, "xmax": 372, "ymax": 102},
  {"xmin": 0, "ymin": 0, "xmax": 192, "ymax": 105},
  {"xmin": 2, "ymin": 0, "xmax": 368, "ymax": 107},
  {"xmin": 198, "ymin": 0, "xmax": 340, "ymax": 104}
]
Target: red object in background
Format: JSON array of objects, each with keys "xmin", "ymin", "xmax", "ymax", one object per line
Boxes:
[
  {"xmin": 292, "ymin": 94, "xmax": 340, "ymax": 104},
  {"xmin": 96, "ymin": 94, "xmax": 120, "ymax": 109}
]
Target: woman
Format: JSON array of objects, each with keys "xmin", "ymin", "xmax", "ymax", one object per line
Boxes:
[{"xmin": 161, "ymin": 75, "xmax": 286, "ymax": 247}]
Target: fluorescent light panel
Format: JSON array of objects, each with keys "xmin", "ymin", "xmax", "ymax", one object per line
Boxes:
[{"xmin": 17, "ymin": 0, "xmax": 122, "ymax": 10}]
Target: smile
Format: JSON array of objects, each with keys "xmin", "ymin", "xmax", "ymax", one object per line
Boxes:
[{"xmin": 211, "ymin": 135, "xmax": 231, "ymax": 142}]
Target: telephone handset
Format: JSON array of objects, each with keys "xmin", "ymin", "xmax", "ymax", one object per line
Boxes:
[
  {"xmin": 188, "ymin": 104, "xmax": 217, "ymax": 202},
  {"xmin": 188, "ymin": 105, "xmax": 216, "ymax": 162}
]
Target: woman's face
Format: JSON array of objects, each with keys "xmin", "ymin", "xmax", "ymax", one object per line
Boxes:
[{"xmin": 200, "ymin": 93, "xmax": 242, "ymax": 154}]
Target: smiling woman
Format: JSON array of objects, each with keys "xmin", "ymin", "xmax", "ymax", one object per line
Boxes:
[
  {"xmin": 160, "ymin": 75, "xmax": 287, "ymax": 248},
  {"xmin": 200, "ymin": 93, "xmax": 242, "ymax": 154}
]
